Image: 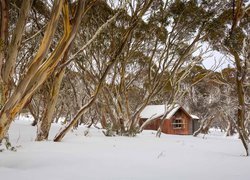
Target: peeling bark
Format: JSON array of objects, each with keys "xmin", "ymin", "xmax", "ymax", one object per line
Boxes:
[
  {"xmin": 36, "ymin": 68, "xmax": 65, "ymax": 141},
  {"xmin": 0, "ymin": 0, "xmax": 9, "ymax": 106},
  {"xmin": 0, "ymin": 0, "xmax": 64, "ymax": 142},
  {"xmin": 36, "ymin": 0, "xmax": 97, "ymax": 141},
  {"xmin": 2, "ymin": 0, "xmax": 32, "ymax": 103}
]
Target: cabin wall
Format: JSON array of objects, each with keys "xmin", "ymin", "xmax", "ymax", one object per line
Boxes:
[
  {"xmin": 189, "ymin": 120, "xmax": 193, "ymax": 134},
  {"xmin": 161, "ymin": 109, "xmax": 191, "ymax": 135},
  {"xmin": 139, "ymin": 118, "xmax": 161, "ymax": 131},
  {"xmin": 192, "ymin": 119, "xmax": 200, "ymax": 133}
]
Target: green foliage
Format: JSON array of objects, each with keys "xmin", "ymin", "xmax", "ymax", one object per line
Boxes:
[
  {"xmin": 203, "ymin": 1, "xmax": 249, "ymax": 54},
  {"xmin": 169, "ymin": 0, "xmax": 207, "ymax": 39}
]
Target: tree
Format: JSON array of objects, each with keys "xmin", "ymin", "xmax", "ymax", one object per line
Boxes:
[
  {"xmin": 0, "ymin": 0, "xmax": 86, "ymax": 143},
  {"xmin": 203, "ymin": 0, "xmax": 250, "ymax": 155}
]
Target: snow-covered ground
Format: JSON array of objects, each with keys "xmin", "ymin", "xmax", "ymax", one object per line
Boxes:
[{"xmin": 1, "ymin": 115, "xmax": 250, "ymax": 180}]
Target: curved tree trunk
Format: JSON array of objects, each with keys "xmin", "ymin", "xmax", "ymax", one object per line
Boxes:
[
  {"xmin": 1, "ymin": 0, "xmax": 32, "ymax": 103},
  {"xmin": 193, "ymin": 116, "xmax": 214, "ymax": 137},
  {"xmin": 225, "ymin": 118, "xmax": 235, "ymax": 137},
  {"xmin": 36, "ymin": 68, "xmax": 65, "ymax": 141},
  {"xmin": 234, "ymin": 51, "xmax": 249, "ymax": 156},
  {"xmin": 28, "ymin": 102, "xmax": 39, "ymax": 126},
  {"xmin": 0, "ymin": 0, "xmax": 9, "ymax": 106},
  {"xmin": 229, "ymin": 0, "xmax": 249, "ymax": 156}
]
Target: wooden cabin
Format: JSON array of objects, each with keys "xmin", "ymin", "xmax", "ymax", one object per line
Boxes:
[{"xmin": 139, "ymin": 105, "xmax": 200, "ymax": 135}]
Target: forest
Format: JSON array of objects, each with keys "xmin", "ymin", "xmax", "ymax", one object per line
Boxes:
[{"xmin": 0, "ymin": 0, "xmax": 250, "ymax": 159}]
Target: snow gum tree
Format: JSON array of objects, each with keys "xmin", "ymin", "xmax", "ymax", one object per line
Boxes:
[
  {"xmin": 0, "ymin": 0, "xmax": 87, "ymax": 143},
  {"xmin": 202, "ymin": 0, "xmax": 250, "ymax": 156}
]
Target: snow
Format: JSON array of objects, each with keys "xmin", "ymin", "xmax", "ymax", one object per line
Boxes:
[
  {"xmin": 191, "ymin": 114, "xmax": 199, "ymax": 120},
  {"xmin": 140, "ymin": 105, "xmax": 167, "ymax": 119},
  {"xmin": 140, "ymin": 104, "xmax": 181, "ymax": 119},
  {"xmin": 165, "ymin": 105, "xmax": 181, "ymax": 119},
  {"xmin": 1, "ymin": 115, "xmax": 250, "ymax": 180}
]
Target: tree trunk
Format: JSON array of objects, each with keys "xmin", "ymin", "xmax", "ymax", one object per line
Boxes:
[
  {"xmin": 225, "ymin": 119, "xmax": 234, "ymax": 136},
  {"xmin": 227, "ymin": 45, "xmax": 249, "ymax": 155},
  {"xmin": 234, "ymin": 52, "xmax": 249, "ymax": 155},
  {"xmin": 0, "ymin": 0, "xmax": 9, "ymax": 106},
  {"xmin": 100, "ymin": 107, "xmax": 107, "ymax": 129},
  {"xmin": 229, "ymin": 0, "xmax": 249, "ymax": 156},
  {"xmin": 36, "ymin": 68, "xmax": 65, "ymax": 141},
  {"xmin": 28, "ymin": 102, "xmax": 39, "ymax": 126},
  {"xmin": 1, "ymin": 0, "xmax": 32, "ymax": 103},
  {"xmin": 193, "ymin": 116, "xmax": 214, "ymax": 137}
]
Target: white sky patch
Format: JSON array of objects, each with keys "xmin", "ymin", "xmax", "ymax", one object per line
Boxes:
[
  {"xmin": 202, "ymin": 50, "xmax": 233, "ymax": 71},
  {"xmin": 193, "ymin": 42, "xmax": 234, "ymax": 71}
]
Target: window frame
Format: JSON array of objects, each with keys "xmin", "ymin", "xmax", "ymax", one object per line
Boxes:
[{"xmin": 172, "ymin": 118, "xmax": 185, "ymax": 129}]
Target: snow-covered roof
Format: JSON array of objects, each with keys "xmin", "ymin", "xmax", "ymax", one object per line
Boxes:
[
  {"xmin": 140, "ymin": 104, "xmax": 181, "ymax": 119},
  {"xmin": 140, "ymin": 104, "xmax": 200, "ymax": 120},
  {"xmin": 191, "ymin": 114, "xmax": 199, "ymax": 120}
]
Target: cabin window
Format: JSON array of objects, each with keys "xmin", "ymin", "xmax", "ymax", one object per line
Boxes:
[{"xmin": 172, "ymin": 118, "xmax": 184, "ymax": 129}]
